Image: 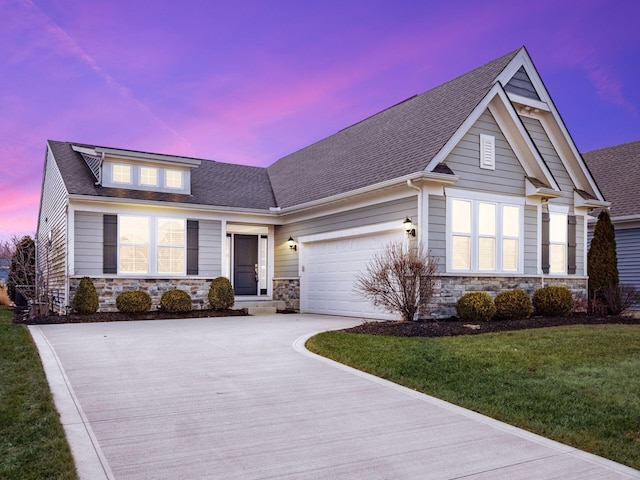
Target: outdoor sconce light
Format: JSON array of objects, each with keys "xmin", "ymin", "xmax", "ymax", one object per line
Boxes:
[
  {"xmin": 403, "ymin": 217, "xmax": 416, "ymax": 237},
  {"xmin": 288, "ymin": 236, "xmax": 297, "ymax": 251}
]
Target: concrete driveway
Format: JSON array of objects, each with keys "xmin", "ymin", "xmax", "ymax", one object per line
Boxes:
[{"xmin": 31, "ymin": 314, "xmax": 639, "ymax": 480}]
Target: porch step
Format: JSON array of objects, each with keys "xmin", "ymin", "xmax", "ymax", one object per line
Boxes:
[{"xmin": 234, "ymin": 300, "xmax": 286, "ymax": 316}]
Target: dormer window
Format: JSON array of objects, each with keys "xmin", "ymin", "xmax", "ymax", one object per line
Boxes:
[
  {"xmin": 140, "ymin": 166, "xmax": 158, "ymax": 186},
  {"xmin": 113, "ymin": 164, "xmax": 132, "ymax": 184},
  {"xmin": 165, "ymin": 169, "xmax": 183, "ymax": 189}
]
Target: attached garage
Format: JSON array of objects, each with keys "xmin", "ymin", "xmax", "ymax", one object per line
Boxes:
[{"xmin": 299, "ymin": 222, "xmax": 404, "ymax": 320}]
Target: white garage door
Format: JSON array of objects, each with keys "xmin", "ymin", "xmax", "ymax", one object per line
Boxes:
[{"xmin": 300, "ymin": 229, "xmax": 404, "ymax": 320}]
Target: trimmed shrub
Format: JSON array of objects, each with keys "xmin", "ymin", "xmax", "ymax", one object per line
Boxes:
[
  {"xmin": 160, "ymin": 289, "xmax": 192, "ymax": 313},
  {"xmin": 209, "ymin": 277, "xmax": 234, "ymax": 310},
  {"xmin": 116, "ymin": 290, "xmax": 152, "ymax": 314},
  {"xmin": 532, "ymin": 286, "xmax": 573, "ymax": 317},
  {"xmin": 494, "ymin": 289, "xmax": 533, "ymax": 320},
  {"xmin": 456, "ymin": 292, "xmax": 496, "ymax": 322},
  {"xmin": 72, "ymin": 276, "xmax": 99, "ymax": 314}
]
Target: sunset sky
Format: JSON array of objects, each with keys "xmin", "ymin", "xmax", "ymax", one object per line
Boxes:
[{"xmin": 1, "ymin": 0, "xmax": 639, "ymax": 242}]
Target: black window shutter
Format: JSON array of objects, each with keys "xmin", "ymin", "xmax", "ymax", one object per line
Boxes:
[
  {"xmin": 187, "ymin": 220, "xmax": 199, "ymax": 275},
  {"xmin": 103, "ymin": 215, "xmax": 117, "ymax": 274},
  {"xmin": 541, "ymin": 212, "xmax": 550, "ymax": 274},
  {"xmin": 567, "ymin": 215, "xmax": 577, "ymax": 274}
]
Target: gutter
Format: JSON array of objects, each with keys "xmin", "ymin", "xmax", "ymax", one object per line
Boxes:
[{"xmin": 406, "ymin": 179, "xmax": 422, "ymax": 240}]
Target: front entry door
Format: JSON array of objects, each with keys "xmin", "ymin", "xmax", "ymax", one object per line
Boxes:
[{"xmin": 234, "ymin": 234, "xmax": 258, "ymax": 295}]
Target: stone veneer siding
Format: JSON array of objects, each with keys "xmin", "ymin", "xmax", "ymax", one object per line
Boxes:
[
  {"xmin": 273, "ymin": 278, "xmax": 300, "ymax": 311},
  {"xmin": 69, "ymin": 277, "xmax": 215, "ymax": 312},
  {"xmin": 427, "ymin": 276, "xmax": 588, "ymax": 319}
]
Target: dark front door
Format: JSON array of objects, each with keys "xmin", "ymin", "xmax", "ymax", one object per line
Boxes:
[{"xmin": 234, "ymin": 234, "xmax": 258, "ymax": 295}]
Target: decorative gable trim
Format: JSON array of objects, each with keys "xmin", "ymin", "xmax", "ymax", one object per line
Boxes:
[
  {"xmin": 496, "ymin": 48, "xmax": 606, "ymax": 202},
  {"xmin": 426, "ymin": 83, "xmax": 559, "ymax": 191}
]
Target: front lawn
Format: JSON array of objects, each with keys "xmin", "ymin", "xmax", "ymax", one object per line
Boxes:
[
  {"xmin": 307, "ymin": 325, "xmax": 640, "ymax": 469},
  {"xmin": 0, "ymin": 306, "xmax": 78, "ymax": 479}
]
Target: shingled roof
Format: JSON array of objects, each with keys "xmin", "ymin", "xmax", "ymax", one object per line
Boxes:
[
  {"xmin": 266, "ymin": 48, "xmax": 521, "ymax": 208},
  {"xmin": 582, "ymin": 140, "xmax": 640, "ymax": 218},
  {"xmin": 48, "ymin": 140, "xmax": 277, "ymax": 210},
  {"xmin": 48, "ymin": 48, "xmax": 524, "ymax": 211}
]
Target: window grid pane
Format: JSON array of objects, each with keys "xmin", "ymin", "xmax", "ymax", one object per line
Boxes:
[
  {"xmin": 452, "ymin": 199, "xmax": 471, "ymax": 234},
  {"xmin": 502, "ymin": 239, "xmax": 518, "ymax": 271},
  {"xmin": 549, "ymin": 213, "xmax": 567, "ymax": 243},
  {"xmin": 165, "ymin": 170, "xmax": 183, "ymax": 189},
  {"xmin": 478, "ymin": 237, "xmax": 496, "ymax": 270},
  {"xmin": 158, "ymin": 247, "xmax": 185, "ymax": 274},
  {"xmin": 503, "ymin": 205, "xmax": 519, "ymax": 237},
  {"xmin": 550, "ymin": 244, "xmax": 566, "ymax": 274},
  {"xmin": 452, "ymin": 236, "xmax": 471, "ymax": 270},
  {"xmin": 140, "ymin": 167, "xmax": 158, "ymax": 186},
  {"xmin": 478, "ymin": 203, "xmax": 495, "ymax": 235},
  {"xmin": 113, "ymin": 164, "xmax": 131, "ymax": 183},
  {"xmin": 158, "ymin": 219, "xmax": 185, "ymax": 246}
]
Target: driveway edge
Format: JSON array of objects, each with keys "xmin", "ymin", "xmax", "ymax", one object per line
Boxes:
[
  {"xmin": 294, "ymin": 330, "xmax": 640, "ymax": 479},
  {"xmin": 29, "ymin": 325, "xmax": 115, "ymax": 480}
]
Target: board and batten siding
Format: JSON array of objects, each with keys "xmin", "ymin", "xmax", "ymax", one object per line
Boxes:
[
  {"xmin": 274, "ymin": 197, "xmax": 418, "ymax": 278},
  {"xmin": 444, "ymin": 110, "xmax": 527, "ymax": 197},
  {"xmin": 37, "ymin": 147, "xmax": 69, "ymax": 310},
  {"xmin": 74, "ymin": 211, "xmax": 222, "ymax": 277}
]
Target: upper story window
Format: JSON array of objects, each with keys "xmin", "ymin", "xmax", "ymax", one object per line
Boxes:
[
  {"xmin": 140, "ymin": 166, "xmax": 158, "ymax": 186},
  {"xmin": 448, "ymin": 193, "xmax": 523, "ymax": 274},
  {"xmin": 165, "ymin": 169, "xmax": 183, "ymax": 189},
  {"xmin": 112, "ymin": 164, "xmax": 132, "ymax": 184}
]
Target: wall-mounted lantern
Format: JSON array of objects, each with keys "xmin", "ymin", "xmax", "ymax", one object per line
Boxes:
[
  {"xmin": 288, "ymin": 236, "xmax": 298, "ymax": 251},
  {"xmin": 403, "ymin": 217, "xmax": 416, "ymax": 238}
]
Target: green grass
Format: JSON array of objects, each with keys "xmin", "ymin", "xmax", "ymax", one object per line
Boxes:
[
  {"xmin": 307, "ymin": 325, "xmax": 640, "ymax": 469},
  {"xmin": 0, "ymin": 306, "xmax": 78, "ymax": 479}
]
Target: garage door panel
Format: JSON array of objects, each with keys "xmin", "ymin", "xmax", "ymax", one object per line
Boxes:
[{"xmin": 300, "ymin": 230, "xmax": 403, "ymax": 320}]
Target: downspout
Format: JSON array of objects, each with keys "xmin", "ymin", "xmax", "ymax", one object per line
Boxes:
[{"xmin": 407, "ymin": 179, "xmax": 422, "ymax": 240}]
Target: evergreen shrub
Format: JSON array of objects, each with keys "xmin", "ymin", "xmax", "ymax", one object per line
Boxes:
[
  {"xmin": 456, "ymin": 291, "xmax": 496, "ymax": 322},
  {"xmin": 532, "ymin": 286, "xmax": 573, "ymax": 317},
  {"xmin": 160, "ymin": 289, "xmax": 192, "ymax": 313},
  {"xmin": 72, "ymin": 276, "xmax": 99, "ymax": 314},
  {"xmin": 494, "ymin": 289, "xmax": 533, "ymax": 320},
  {"xmin": 209, "ymin": 277, "xmax": 234, "ymax": 310},
  {"xmin": 116, "ymin": 290, "xmax": 152, "ymax": 313}
]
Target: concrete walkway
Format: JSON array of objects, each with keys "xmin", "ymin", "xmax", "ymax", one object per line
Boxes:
[{"xmin": 31, "ymin": 314, "xmax": 639, "ymax": 480}]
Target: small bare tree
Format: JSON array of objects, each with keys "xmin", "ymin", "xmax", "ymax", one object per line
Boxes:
[
  {"xmin": 354, "ymin": 241, "xmax": 438, "ymax": 322},
  {"xmin": 7, "ymin": 235, "xmax": 36, "ymax": 304}
]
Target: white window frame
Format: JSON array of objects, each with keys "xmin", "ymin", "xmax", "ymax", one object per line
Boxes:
[
  {"xmin": 548, "ymin": 205, "xmax": 568, "ymax": 275},
  {"xmin": 139, "ymin": 166, "xmax": 158, "ymax": 187},
  {"xmin": 112, "ymin": 164, "xmax": 132, "ymax": 184},
  {"xmin": 157, "ymin": 218, "xmax": 186, "ymax": 275},
  {"xmin": 446, "ymin": 190, "xmax": 524, "ymax": 274},
  {"xmin": 165, "ymin": 169, "xmax": 183, "ymax": 189},
  {"xmin": 118, "ymin": 215, "xmax": 149, "ymax": 274}
]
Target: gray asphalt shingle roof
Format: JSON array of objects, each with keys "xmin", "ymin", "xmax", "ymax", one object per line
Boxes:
[
  {"xmin": 582, "ymin": 140, "xmax": 640, "ymax": 218},
  {"xmin": 49, "ymin": 48, "xmax": 522, "ymax": 210}
]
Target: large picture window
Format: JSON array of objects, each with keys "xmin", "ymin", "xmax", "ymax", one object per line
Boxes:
[{"xmin": 448, "ymin": 194, "xmax": 522, "ymax": 274}]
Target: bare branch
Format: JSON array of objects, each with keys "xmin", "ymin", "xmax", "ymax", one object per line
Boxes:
[{"xmin": 354, "ymin": 241, "xmax": 438, "ymax": 321}]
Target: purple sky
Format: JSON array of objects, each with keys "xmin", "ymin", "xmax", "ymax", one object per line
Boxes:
[{"xmin": 1, "ymin": 0, "xmax": 639, "ymax": 242}]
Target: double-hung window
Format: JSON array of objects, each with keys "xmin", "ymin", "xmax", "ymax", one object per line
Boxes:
[
  {"xmin": 157, "ymin": 218, "xmax": 185, "ymax": 274},
  {"xmin": 140, "ymin": 166, "xmax": 158, "ymax": 186},
  {"xmin": 165, "ymin": 169, "xmax": 183, "ymax": 189},
  {"xmin": 448, "ymin": 193, "xmax": 523, "ymax": 274},
  {"xmin": 112, "ymin": 164, "xmax": 132, "ymax": 184}
]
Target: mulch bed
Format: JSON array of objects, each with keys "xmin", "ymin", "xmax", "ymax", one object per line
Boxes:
[
  {"xmin": 344, "ymin": 314, "xmax": 640, "ymax": 338},
  {"xmin": 15, "ymin": 308, "xmax": 248, "ymax": 325}
]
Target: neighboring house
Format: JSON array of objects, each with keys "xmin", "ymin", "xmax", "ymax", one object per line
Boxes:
[
  {"xmin": 36, "ymin": 46, "xmax": 607, "ymax": 318},
  {"xmin": 583, "ymin": 140, "xmax": 640, "ymax": 305},
  {"xmin": 0, "ymin": 258, "xmax": 9, "ymax": 285}
]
